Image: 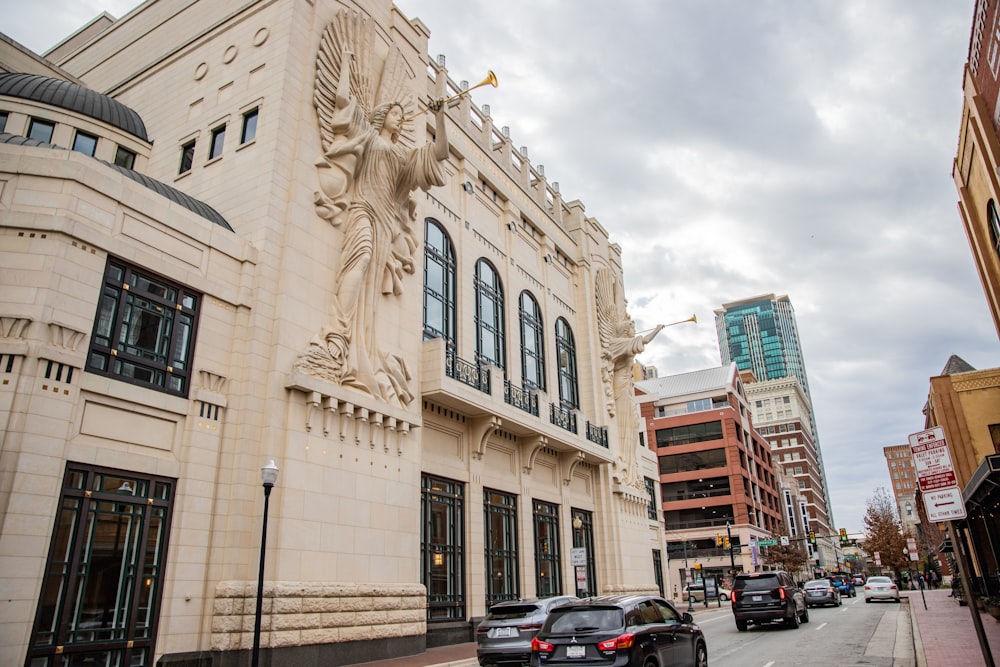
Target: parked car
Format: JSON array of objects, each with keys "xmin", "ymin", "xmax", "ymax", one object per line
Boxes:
[
  {"xmin": 830, "ymin": 574, "xmax": 856, "ymax": 597},
  {"xmin": 477, "ymin": 596, "xmax": 578, "ymax": 667},
  {"xmin": 803, "ymin": 578, "xmax": 841, "ymax": 607},
  {"xmin": 685, "ymin": 579, "xmax": 732, "ymax": 602},
  {"xmin": 731, "ymin": 570, "xmax": 808, "ymax": 631},
  {"xmin": 864, "ymin": 576, "xmax": 901, "ymax": 603},
  {"xmin": 529, "ymin": 594, "xmax": 707, "ymax": 667}
]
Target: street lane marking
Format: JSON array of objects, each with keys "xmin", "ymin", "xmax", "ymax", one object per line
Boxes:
[
  {"xmin": 815, "ymin": 622, "xmax": 828, "ymax": 631},
  {"xmin": 763, "ymin": 662, "xmax": 775, "ymax": 667}
]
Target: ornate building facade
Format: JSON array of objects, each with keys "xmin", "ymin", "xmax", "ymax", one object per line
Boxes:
[{"xmin": 0, "ymin": 2, "xmax": 666, "ymax": 665}]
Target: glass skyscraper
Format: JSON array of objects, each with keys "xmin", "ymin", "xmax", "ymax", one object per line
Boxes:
[{"xmin": 714, "ymin": 294, "xmax": 811, "ymax": 401}]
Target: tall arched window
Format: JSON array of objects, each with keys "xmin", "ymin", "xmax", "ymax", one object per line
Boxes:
[
  {"xmin": 989, "ymin": 200, "xmax": 1000, "ymax": 258},
  {"xmin": 555, "ymin": 317, "xmax": 578, "ymax": 408},
  {"xmin": 519, "ymin": 291, "xmax": 545, "ymax": 389},
  {"xmin": 475, "ymin": 259, "xmax": 505, "ymax": 368},
  {"xmin": 423, "ymin": 219, "xmax": 456, "ymax": 344}
]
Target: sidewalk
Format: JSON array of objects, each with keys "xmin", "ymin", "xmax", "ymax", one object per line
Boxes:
[{"xmin": 905, "ymin": 587, "xmax": 1000, "ymax": 666}]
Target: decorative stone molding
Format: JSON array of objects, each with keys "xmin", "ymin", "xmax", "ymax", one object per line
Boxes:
[
  {"xmin": 471, "ymin": 415, "xmax": 502, "ymax": 460},
  {"xmin": 521, "ymin": 435, "xmax": 549, "ymax": 474},
  {"xmin": 211, "ymin": 581, "xmax": 427, "ymax": 651},
  {"xmin": 560, "ymin": 451, "xmax": 585, "ymax": 486},
  {"xmin": 0, "ymin": 317, "xmax": 31, "ymax": 339}
]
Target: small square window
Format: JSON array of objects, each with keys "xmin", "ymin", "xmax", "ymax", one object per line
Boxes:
[
  {"xmin": 209, "ymin": 125, "xmax": 225, "ymax": 159},
  {"xmin": 72, "ymin": 131, "xmax": 98, "ymax": 157},
  {"xmin": 179, "ymin": 140, "xmax": 195, "ymax": 174},
  {"xmin": 240, "ymin": 108, "xmax": 258, "ymax": 144},
  {"xmin": 114, "ymin": 146, "xmax": 136, "ymax": 170},
  {"xmin": 28, "ymin": 118, "xmax": 55, "ymax": 143}
]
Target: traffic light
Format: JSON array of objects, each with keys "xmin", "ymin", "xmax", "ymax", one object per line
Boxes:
[
  {"xmin": 716, "ymin": 534, "xmax": 723, "ymax": 547},
  {"xmin": 839, "ymin": 528, "xmax": 848, "ymax": 545},
  {"xmin": 808, "ymin": 530, "xmax": 816, "ymax": 545},
  {"xmin": 694, "ymin": 563, "xmax": 702, "ymax": 570},
  {"xmin": 724, "ymin": 537, "xmax": 731, "ymax": 549}
]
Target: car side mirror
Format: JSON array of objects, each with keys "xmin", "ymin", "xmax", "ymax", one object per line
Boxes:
[{"xmin": 681, "ymin": 612, "xmax": 694, "ymax": 624}]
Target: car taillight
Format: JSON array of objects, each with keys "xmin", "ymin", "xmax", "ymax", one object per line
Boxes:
[
  {"xmin": 476, "ymin": 626, "xmax": 489, "ymax": 634},
  {"xmin": 775, "ymin": 587, "xmax": 786, "ymax": 600},
  {"xmin": 518, "ymin": 623, "xmax": 542, "ymax": 631},
  {"xmin": 731, "ymin": 590, "xmax": 741, "ymax": 602},
  {"xmin": 531, "ymin": 637, "xmax": 554, "ymax": 654},
  {"xmin": 598, "ymin": 633, "xmax": 635, "ymax": 651},
  {"xmin": 889, "ymin": 585, "xmax": 898, "ymax": 590}
]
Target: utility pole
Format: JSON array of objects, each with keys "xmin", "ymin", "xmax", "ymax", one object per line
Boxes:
[{"xmin": 683, "ymin": 538, "xmax": 694, "ymax": 612}]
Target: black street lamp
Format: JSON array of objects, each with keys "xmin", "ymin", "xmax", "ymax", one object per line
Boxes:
[{"xmin": 252, "ymin": 459, "xmax": 279, "ymax": 667}]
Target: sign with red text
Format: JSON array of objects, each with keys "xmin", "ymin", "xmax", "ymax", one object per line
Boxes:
[
  {"xmin": 908, "ymin": 426, "xmax": 958, "ymax": 492},
  {"xmin": 922, "ymin": 487, "xmax": 967, "ymax": 522}
]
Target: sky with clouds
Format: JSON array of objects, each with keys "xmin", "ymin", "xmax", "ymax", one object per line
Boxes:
[{"xmin": 5, "ymin": 0, "xmax": 997, "ymax": 536}]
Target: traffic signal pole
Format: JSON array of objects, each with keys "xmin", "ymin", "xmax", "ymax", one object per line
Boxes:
[{"xmin": 726, "ymin": 522, "xmax": 736, "ymax": 573}]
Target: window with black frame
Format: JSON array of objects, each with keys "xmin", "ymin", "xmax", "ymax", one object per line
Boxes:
[
  {"xmin": 26, "ymin": 463, "xmax": 174, "ymax": 667},
  {"xmin": 421, "ymin": 474, "xmax": 465, "ymax": 621},
  {"xmin": 555, "ymin": 318, "xmax": 578, "ymax": 409},
  {"xmin": 518, "ymin": 291, "xmax": 545, "ymax": 390},
  {"xmin": 533, "ymin": 500, "xmax": 562, "ymax": 597},
  {"xmin": 86, "ymin": 258, "xmax": 200, "ymax": 397},
  {"xmin": 484, "ymin": 489, "xmax": 519, "ymax": 607},
  {"xmin": 423, "ymin": 219, "xmax": 456, "ymax": 344},
  {"xmin": 474, "ymin": 259, "xmax": 505, "ymax": 369}
]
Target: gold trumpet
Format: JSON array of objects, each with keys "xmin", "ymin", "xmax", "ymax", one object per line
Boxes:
[
  {"xmin": 405, "ymin": 70, "xmax": 498, "ymax": 121},
  {"xmin": 665, "ymin": 314, "xmax": 698, "ymax": 327}
]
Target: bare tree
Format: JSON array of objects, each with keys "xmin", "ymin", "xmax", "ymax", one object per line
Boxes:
[
  {"xmin": 765, "ymin": 521, "xmax": 810, "ymax": 581},
  {"xmin": 863, "ymin": 487, "xmax": 909, "ymax": 579}
]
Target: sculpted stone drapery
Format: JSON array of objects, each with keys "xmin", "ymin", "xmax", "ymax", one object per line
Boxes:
[
  {"xmin": 596, "ymin": 268, "xmax": 664, "ymax": 488},
  {"xmin": 296, "ymin": 11, "xmax": 449, "ymax": 408}
]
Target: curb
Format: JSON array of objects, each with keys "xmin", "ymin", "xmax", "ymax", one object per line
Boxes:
[{"xmin": 908, "ymin": 596, "xmax": 926, "ymax": 667}]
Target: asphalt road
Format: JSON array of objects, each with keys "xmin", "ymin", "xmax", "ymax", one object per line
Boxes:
[{"xmin": 692, "ymin": 596, "xmax": 913, "ymax": 667}]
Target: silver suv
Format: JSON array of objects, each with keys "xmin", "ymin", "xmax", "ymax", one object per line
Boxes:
[{"xmin": 476, "ymin": 596, "xmax": 578, "ymax": 667}]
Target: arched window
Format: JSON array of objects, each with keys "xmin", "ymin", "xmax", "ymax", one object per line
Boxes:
[
  {"xmin": 475, "ymin": 259, "xmax": 505, "ymax": 369},
  {"xmin": 423, "ymin": 219, "xmax": 456, "ymax": 344},
  {"xmin": 519, "ymin": 291, "xmax": 545, "ymax": 389},
  {"xmin": 989, "ymin": 200, "xmax": 1000, "ymax": 258},
  {"xmin": 555, "ymin": 317, "xmax": 578, "ymax": 408}
]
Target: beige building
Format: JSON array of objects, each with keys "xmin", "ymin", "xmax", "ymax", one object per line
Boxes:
[
  {"xmin": 0, "ymin": 2, "xmax": 667, "ymax": 665},
  {"xmin": 745, "ymin": 376, "xmax": 837, "ymax": 571}
]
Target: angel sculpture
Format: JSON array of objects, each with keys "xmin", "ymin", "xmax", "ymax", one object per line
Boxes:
[
  {"xmin": 595, "ymin": 268, "xmax": 664, "ymax": 487},
  {"xmin": 297, "ymin": 11, "xmax": 449, "ymax": 407}
]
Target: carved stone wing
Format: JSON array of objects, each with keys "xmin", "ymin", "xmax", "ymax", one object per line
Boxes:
[{"xmin": 314, "ymin": 10, "xmax": 417, "ymax": 152}]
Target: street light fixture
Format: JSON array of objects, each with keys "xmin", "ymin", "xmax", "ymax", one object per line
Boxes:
[{"xmin": 252, "ymin": 459, "xmax": 279, "ymax": 667}]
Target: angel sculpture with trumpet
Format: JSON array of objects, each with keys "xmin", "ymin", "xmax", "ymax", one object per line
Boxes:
[{"xmin": 298, "ymin": 11, "xmax": 450, "ymax": 406}]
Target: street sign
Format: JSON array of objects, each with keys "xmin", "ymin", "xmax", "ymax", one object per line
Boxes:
[
  {"xmin": 756, "ymin": 539, "xmax": 777, "ymax": 546},
  {"xmin": 571, "ymin": 547, "xmax": 587, "ymax": 566},
  {"xmin": 780, "ymin": 535, "xmax": 789, "ymax": 546},
  {"xmin": 908, "ymin": 426, "xmax": 958, "ymax": 492},
  {"xmin": 923, "ymin": 486, "xmax": 967, "ymax": 522}
]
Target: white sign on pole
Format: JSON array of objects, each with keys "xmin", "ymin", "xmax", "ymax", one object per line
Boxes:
[
  {"xmin": 923, "ymin": 487, "xmax": 967, "ymax": 522},
  {"xmin": 571, "ymin": 547, "xmax": 587, "ymax": 566},
  {"xmin": 909, "ymin": 426, "xmax": 967, "ymax": 523},
  {"xmin": 781, "ymin": 535, "xmax": 789, "ymax": 546}
]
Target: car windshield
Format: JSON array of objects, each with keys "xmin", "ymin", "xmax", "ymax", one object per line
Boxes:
[
  {"xmin": 735, "ymin": 576, "xmax": 780, "ymax": 592},
  {"xmin": 546, "ymin": 608, "xmax": 623, "ymax": 634},
  {"xmin": 487, "ymin": 604, "xmax": 539, "ymax": 620},
  {"xmin": 805, "ymin": 580, "xmax": 830, "ymax": 588}
]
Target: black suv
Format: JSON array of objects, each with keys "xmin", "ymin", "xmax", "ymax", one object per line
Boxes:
[
  {"xmin": 530, "ymin": 594, "xmax": 707, "ymax": 667},
  {"xmin": 731, "ymin": 571, "xmax": 808, "ymax": 631}
]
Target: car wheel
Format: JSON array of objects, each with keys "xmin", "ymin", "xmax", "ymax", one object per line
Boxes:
[
  {"xmin": 694, "ymin": 640, "xmax": 708, "ymax": 667},
  {"xmin": 865, "ymin": 598, "xmax": 871, "ymax": 603},
  {"xmin": 736, "ymin": 619, "xmax": 748, "ymax": 632},
  {"xmin": 800, "ymin": 605, "xmax": 810, "ymax": 623},
  {"xmin": 837, "ymin": 596, "xmax": 842, "ymax": 607},
  {"xmin": 785, "ymin": 605, "xmax": 800, "ymax": 629}
]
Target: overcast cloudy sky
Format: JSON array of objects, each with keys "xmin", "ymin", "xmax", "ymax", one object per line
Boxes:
[{"xmin": 6, "ymin": 0, "xmax": 998, "ymax": 536}]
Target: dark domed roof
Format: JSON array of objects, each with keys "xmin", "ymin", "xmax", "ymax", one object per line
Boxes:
[
  {"xmin": 0, "ymin": 133, "xmax": 231, "ymax": 231},
  {"xmin": 0, "ymin": 72, "xmax": 148, "ymax": 141}
]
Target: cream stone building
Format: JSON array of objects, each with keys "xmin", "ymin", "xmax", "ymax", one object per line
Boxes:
[{"xmin": 0, "ymin": 1, "xmax": 668, "ymax": 665}]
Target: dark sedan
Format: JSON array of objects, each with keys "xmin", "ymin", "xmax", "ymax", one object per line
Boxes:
[{"xmin": 530, "ymin": 594, "xmax": 707, "ymax": 667}]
